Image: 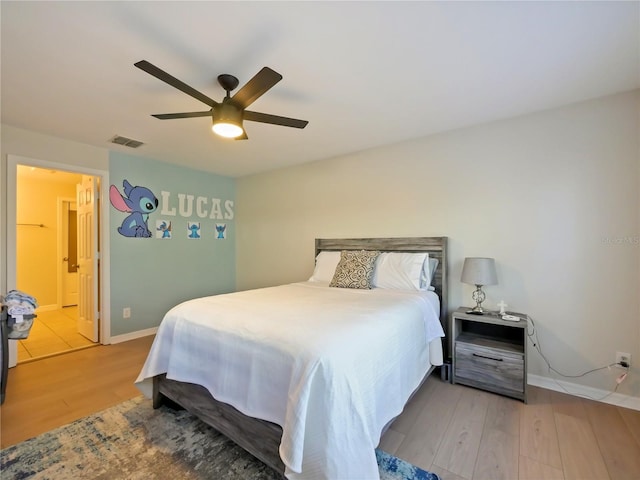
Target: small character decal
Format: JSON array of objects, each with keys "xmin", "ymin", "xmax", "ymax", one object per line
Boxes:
[
  {"xmin": 188, "ymin": 222, "xmax": 201, "ymax": 239},
  {"xmin": 156, "ymin": 220, "xmax": 172, "ymax": 239},
  {"xmin": 109, "ymin": 180, "xmax": 158, "ymax": 238},
  {"xmin": 215, "ymin": 223, "xmax": 227, "ymax": 239}
]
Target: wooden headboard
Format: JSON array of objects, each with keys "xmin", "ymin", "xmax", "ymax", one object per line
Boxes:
[{"xmin": 315, "ymin": 237, "xmax": 448, "ymax": 332}]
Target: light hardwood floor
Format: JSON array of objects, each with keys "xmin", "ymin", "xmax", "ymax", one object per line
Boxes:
[
  {"xmin": 380, "ymin": 376, "xmax": 640, "ymax": 480},
  {"xmin": 1, "ymin": 335, "xmax": 154, "ymax": 448},
  {"xmin": 1, "ymin": 336, "xmax": 639, "ymax": 480}
]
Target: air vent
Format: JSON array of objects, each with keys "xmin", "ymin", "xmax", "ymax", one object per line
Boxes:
[{"xmin": 109, "ymin": 135, "xmax": 144, "ymax": 148}]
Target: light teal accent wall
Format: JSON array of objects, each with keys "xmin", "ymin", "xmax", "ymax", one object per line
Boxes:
[{"xmin": 109, "ymin": 152, "xmax": 235, "ymax": 336}]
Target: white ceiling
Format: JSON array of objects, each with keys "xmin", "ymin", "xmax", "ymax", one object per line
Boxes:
[{"xmin": 2, "ymin": 1, "xmax": 638, "ymax": 178}]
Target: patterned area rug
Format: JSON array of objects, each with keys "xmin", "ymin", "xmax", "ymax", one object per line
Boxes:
[{"xmin": 1, "ymin": 396, "xmax": 440, "ymax": 480}]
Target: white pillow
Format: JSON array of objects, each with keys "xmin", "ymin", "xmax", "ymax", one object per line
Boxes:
[
  {"xmin": 372, "ymin": 252, "xmax": 427, "ymax": 290},
  {"xmin": 421, "ymin": 257, "xmax": 439, "ymax": 289},
  {"xmin": 309, "ymin": 251, "xmax": 342, "ymax": 282}
]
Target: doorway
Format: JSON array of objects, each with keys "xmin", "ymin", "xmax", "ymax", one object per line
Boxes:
[
  {"xmin": 7, "ymin": 155, "xmax": 110, "ymax": 366},
  {"xmin": 60, "ymin": 198, "xmax": 78, "ymax": 308}
]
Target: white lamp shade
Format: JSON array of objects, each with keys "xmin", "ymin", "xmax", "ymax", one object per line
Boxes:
[{"xmin": 461, "ymin": 257, "xmax": 498, "ymax": 286}]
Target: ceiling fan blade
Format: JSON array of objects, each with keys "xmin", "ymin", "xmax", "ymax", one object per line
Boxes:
[
  {"xmin": 231, "ymin": 67, "xmax": 282, "ymax": 109},
  {"xmin": 152, "ymin": 111, "xmax": 212, "ymax": 120},
  {"xmin": 244, "ymin": 110, "xmax": 309, "ymax": 129},
  {"xmin": 135, "ymin": 60, "xmax": 218, "ymax": 108}
]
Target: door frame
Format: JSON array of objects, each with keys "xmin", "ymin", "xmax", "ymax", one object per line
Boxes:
[
  {"xmin": 7, "ymin": 154, "xmax": 111, "ymax": 366},
  {"xmin": 57, "ymin": 196, "xmax": 77, "ymax": 309}
]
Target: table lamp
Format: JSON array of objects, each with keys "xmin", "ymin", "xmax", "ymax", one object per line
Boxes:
[{"xmin": 461, "ymin": 257, "xmax": 497, "ymax": 314}]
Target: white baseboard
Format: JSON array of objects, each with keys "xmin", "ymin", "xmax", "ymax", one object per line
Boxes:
[
  {"xmin": 529, "ymin": 374, "xmax": 640, "ymax": 411},
  {"xmin": 109, "ymin": 327, "xmax": 157, "ymax": 344}
]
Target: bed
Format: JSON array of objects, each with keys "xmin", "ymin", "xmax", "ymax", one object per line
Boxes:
[{"xmin": 135, "ymin": 237, "xmax": 448, "ymax": 479}]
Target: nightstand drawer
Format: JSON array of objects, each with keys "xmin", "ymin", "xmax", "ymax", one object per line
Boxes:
[{"xmin": 454, "ymin": 341, "xmax": 524, "ymax": 394}]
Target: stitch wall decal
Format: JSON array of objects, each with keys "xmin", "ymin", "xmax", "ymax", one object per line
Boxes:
[
  {"xmin": 215, "ymin": 223, "xmax": 227, "ymax": 239},
  {"xmin": 187, "ymin": 222, "xmax": 201, "ymax": 239},
  {"xmin": 109, "ymin": 180, "xmax": 158, "ymax": 238},
  {"xmin": 156, "ymin": 220, "xmax": 172, "ymax": 239}
]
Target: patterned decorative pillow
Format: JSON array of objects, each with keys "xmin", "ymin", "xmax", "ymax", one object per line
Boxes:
[{"xmin": 329, "ymin": 250, "xmax": 381, "ymax": 289}]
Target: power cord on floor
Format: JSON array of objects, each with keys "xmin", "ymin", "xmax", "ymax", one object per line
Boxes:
[{"xmin": 527, "ymin": 316, "xmax": 630, "ymax": 401}]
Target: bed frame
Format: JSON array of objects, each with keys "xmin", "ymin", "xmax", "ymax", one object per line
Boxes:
[{"xmin": 152, "ymin": 237, "xmax": 448, "ymax": 476}]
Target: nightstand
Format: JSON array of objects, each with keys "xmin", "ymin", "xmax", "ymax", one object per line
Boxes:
[{"xmin": 450, "ymin": 307, "xmax": 528, "ymax": 403}]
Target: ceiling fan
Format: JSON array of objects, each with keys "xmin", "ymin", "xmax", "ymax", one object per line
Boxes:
[{"xmin": 134, "ymin": 60, "xmax": 308, "ymax": 140}]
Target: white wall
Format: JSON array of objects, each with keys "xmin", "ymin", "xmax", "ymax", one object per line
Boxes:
[{"xmin": 237, "ymin": 90, "xmax": 640, "ymax": 398}]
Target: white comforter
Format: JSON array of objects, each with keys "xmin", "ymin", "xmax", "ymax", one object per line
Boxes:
[{"xmin": 135, "ymin": 282, "xmax": 444, "ymax": 480}]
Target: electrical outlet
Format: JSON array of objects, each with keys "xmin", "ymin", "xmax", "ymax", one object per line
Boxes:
[
  {"xmin": 616, "ymin": 352, "xmax": 631, "ymax": 367},
  {"xmin": 123, "ymin": 307, "xmax": 131, "ymax": 319}
]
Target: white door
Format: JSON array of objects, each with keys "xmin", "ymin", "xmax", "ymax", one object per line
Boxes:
[
  {"xmin": 61, "ymin": 200, "xmax": 78, "ymax": 307},
  {"xmin": 77, "ymin": 176, "xmax": 99, "ymax": 342}
]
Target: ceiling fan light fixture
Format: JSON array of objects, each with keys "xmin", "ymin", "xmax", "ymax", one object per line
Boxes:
[
  {"xmin": 135, "ymin": 61, "xmax": 308, "ymax": 140},
  {"xmin": 212, "ymin": 103, "xmax": 244, "ymax": 138},
  {"xmin": 212, "ymin": 121, "xmax": 243, "ymax": 138}
]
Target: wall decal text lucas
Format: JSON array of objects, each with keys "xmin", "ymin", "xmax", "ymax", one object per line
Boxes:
[{"xmin": 159, "ymin": 191, "xmax": 234, "ymax": 220}]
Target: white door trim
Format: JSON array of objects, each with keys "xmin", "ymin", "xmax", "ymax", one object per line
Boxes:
[
  {"xmin": 7, "ymin": 155, "xmax": 111, "ymax": 367},
  {"xmin": 76, "ymin": 175, "xmax": 99, "ymax": 342}
]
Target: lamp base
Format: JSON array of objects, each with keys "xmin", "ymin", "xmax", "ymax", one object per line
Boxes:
[
  {"xmin": 465, "ymin": 308, "xmax": 485, "ymax": 315},
  {"xmin": 469, "ymin": 286, "xmax": 487, "ymax": 315}
]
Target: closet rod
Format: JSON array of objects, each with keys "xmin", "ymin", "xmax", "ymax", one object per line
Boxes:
[{"xmin": 17, "ymin": 223, "xmax": 45, "ymax": 227}]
